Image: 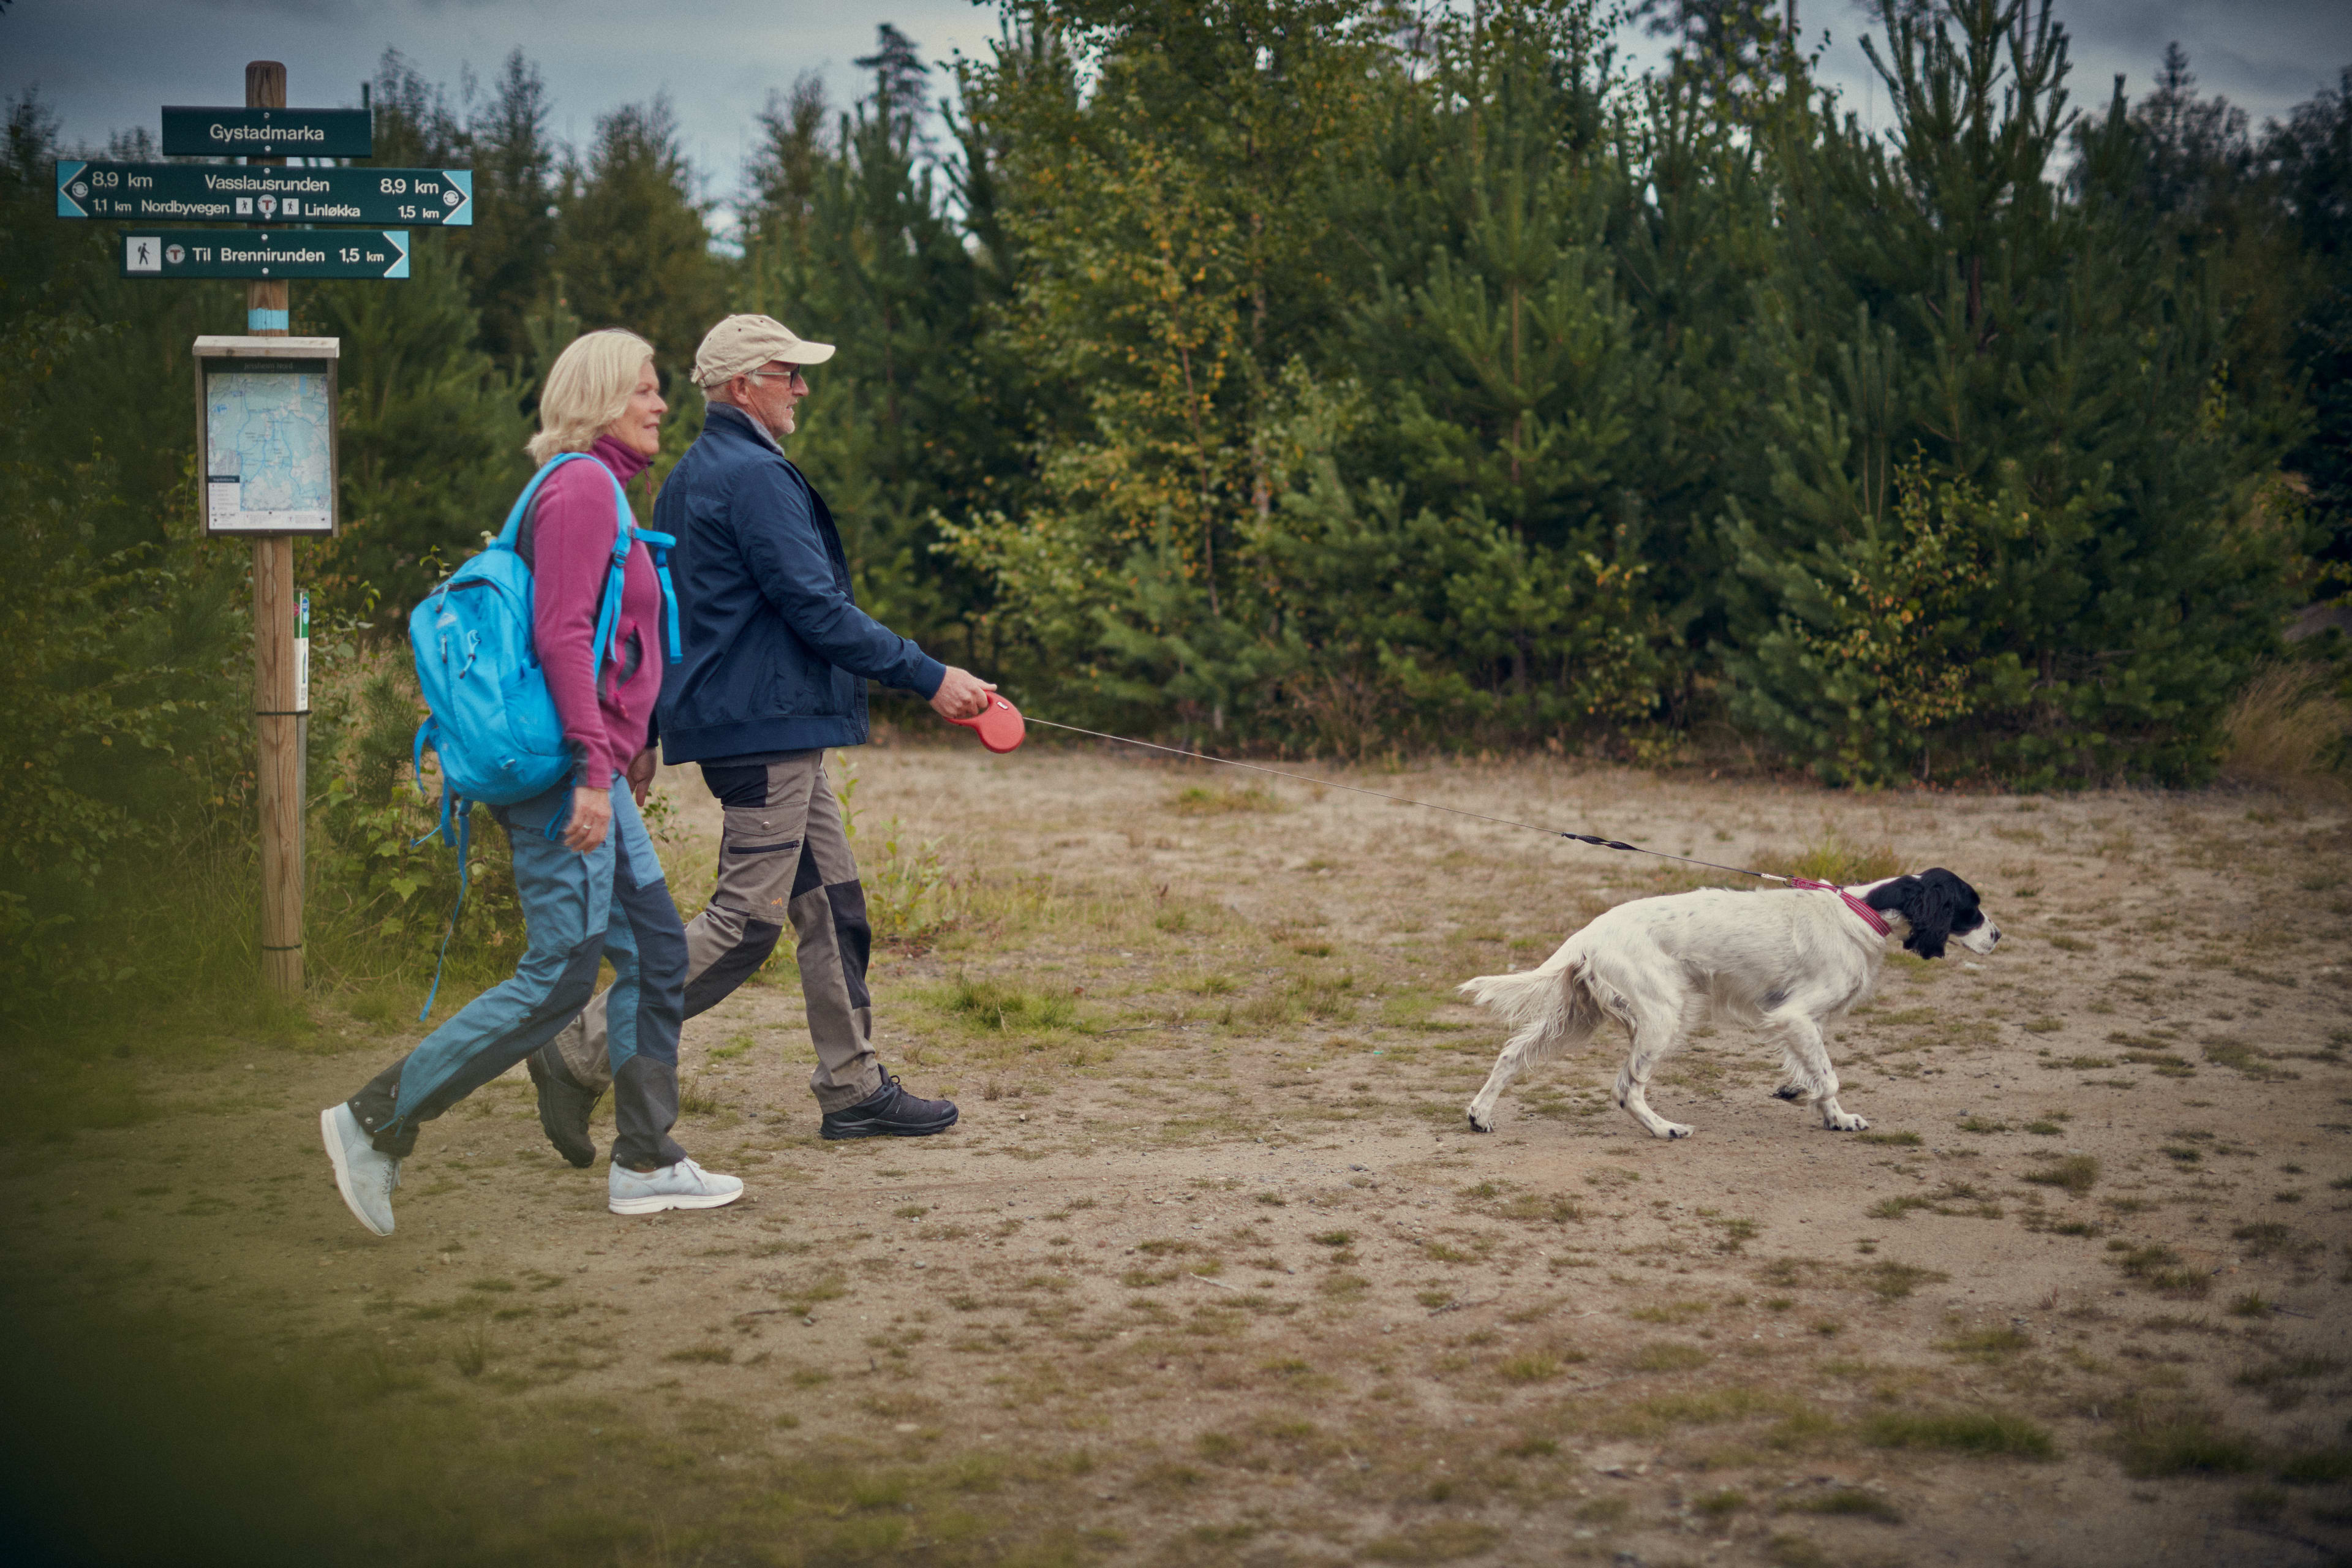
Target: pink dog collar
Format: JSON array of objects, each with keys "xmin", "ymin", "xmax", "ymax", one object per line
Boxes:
[{"xmin": 1791, "ymin": 876, "xmax": 1892, "ymax": 937}]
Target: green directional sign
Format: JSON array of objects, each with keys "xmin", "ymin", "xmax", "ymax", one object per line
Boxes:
[
  {"xmin": 119, "ymin": 230, "xmax": 409, "ymax": 281},
  {"xmin": 162, "ymin": 105, "xmax": 371, "ymax": 159},
  {"xmin": 58, "ymin": 161, "xmax": 470, "ymax": 226}
]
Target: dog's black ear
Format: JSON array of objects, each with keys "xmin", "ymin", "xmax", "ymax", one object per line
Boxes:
[{"xmin": 1866, "ymin": 870, "xmax": 1970, "ymax": 959}]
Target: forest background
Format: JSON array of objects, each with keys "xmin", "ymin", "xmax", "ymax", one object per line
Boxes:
[{"xmin": 3, "ymin": 0, "xmax": 2350, "ymax": 1036}]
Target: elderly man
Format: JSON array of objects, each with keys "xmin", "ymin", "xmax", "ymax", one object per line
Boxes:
[{"xmin": 527, "ymin": 314, "xmax": 992, "ymax": 1158}]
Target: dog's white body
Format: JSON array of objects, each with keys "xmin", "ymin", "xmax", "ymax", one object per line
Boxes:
[{"xmin": 1461, "ymin": 877, "xmax": 2000, "ymax": 1139}]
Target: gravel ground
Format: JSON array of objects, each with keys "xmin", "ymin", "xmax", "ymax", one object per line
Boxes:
[{"xmin": 5, "ymin": 742, "xmax": 2348, "ymax": 1566}]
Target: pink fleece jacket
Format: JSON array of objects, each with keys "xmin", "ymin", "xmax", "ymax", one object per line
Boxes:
[{"xmin": 530, "ymin": 436, "xmax": 663, "ymax": 786}]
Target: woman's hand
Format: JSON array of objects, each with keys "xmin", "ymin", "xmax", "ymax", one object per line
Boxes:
[
  {"xmin": 562, "ymin": 786, "xmax": 612, "ymax": 853},
  {"xmin": 626, "ymin": 747, "xmax": 658, "ymax": 807}
]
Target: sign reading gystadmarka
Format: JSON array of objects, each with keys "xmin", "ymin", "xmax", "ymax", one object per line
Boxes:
[
  {"xmin": 121, "ymin": 229, "xmax": 410, "ymax": 281},
  {"xmin": 160, "ymin": 105, "xmax": 372, "ymax": 159},
  {"xmin": 58, "ymin": 161, "xmax": 470, "ymax": 226}
]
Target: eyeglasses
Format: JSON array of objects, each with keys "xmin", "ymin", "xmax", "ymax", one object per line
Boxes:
[{"xmin": 745, "ymin": 367, "xmax": 807, "ymax": 390}]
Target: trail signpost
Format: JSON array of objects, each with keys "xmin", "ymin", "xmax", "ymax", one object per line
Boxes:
[
  {"xmin": 120, "ymin": 230, "xmax": 412, "ymax": 280},
  {"xmin": 60, "ymin": 160, "xmax": 470, "ymax": 227},
  {"xmin": 69, "ymin": 61, "xmax": 469, "ymax": 995},
  {"xmin": 161, "ymin": 105, "xmax": 373, "ymax": 159}
]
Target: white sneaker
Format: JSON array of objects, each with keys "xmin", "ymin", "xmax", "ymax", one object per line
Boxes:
[
  {"xmin": 608, "ymin": 1156, "xmax": 745, "ymax": 1216},
  {"xmin": 320, "ymin": 1102, "xmax": 400, "ymax": 1236}
]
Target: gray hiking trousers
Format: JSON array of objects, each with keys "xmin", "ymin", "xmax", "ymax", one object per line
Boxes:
[{"xmin": 548, "ymin": 750, "xmax": 884, "ymax": 1114}]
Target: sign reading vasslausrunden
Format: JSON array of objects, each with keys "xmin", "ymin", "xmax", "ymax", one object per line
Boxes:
[
  {"xmin": 194, "ymin": 336, "xmax": 339, "ymax": 537},
  {"xmin": 160, "ymin": 105, "xmax": 372, "ymax": 159},
  {"xmin": 120, "ymin": 229, "xmax": 410, "ymax": 280},
  {"xmin": 59, "ymin": 161, "xmax": 470, "ymax": 226}
]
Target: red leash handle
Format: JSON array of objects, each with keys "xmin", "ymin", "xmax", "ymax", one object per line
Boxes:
[{"xmin": 946, "ymin": 692, "xmax": 1027, "ymax": 753}]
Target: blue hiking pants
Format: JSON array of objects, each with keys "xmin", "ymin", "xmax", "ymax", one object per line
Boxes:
[{"xmin": 347, "ymin": 775, "xmax": 689, "ymax": 1170}]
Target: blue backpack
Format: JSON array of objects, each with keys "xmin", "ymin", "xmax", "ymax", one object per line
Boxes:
[{"xmin": 406, "ymin": 452, "xmax": 680, "ymax": 1016}]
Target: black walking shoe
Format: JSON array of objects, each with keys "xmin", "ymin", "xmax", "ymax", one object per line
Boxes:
[
  {"xmin": 527, "ymin": 1044, "xmax": 599, "ymax": 1169},
  {"xmin": 820, "ymin": 1074, "xmax": 960, "ymax": 1140}
]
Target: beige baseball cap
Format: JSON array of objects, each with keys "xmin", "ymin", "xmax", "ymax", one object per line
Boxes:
[{"xmin": 687, "ymin": 313, "xmax": 836, "ymax": 388}]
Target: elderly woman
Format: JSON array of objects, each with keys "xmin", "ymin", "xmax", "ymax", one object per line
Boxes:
[{"xmin": 320, "ymin": 329, "xmax": 741, "ymax": 1235}]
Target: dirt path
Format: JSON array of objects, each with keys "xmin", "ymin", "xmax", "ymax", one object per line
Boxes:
[{"xmin": 6, "ymin": 744, "xmax": 2350, "ymax": 1566}]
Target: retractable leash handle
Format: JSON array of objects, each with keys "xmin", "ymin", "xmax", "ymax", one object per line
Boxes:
[{"xmin": 947, "ymin": 692, "xmax": 1027, "ymax": 753}]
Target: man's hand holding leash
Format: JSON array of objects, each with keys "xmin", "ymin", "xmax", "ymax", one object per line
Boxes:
[{"xmin": 929, "ymin": 667, "xmax": 995, "ymax": 722}]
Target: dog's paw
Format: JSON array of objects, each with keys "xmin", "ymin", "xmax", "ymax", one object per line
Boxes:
[
  {"xmin": 1771, "ymin": 1084, "xmax": 1805, "ymax": 1102},
  {"xmin": 1823, "ymin": 1111, "xmax": 1869, "ymax": 1132},
  {"xmin": 1466, "ymin": 1107, "xmax": 1495, "ymax": 1134},
  {"xmin": 1656, "ymin": 1121, "xmax": 1694, "ymax": 1140}
]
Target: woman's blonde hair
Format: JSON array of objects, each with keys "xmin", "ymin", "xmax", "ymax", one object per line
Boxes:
[{"xmin": 527, "ymin": 328, "xmax": 657, "ymax": 465}]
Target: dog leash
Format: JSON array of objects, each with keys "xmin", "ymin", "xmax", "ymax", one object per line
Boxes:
[{"xmin": 957, "ymin": 699, "xmax": 1892, "ymax": 934}]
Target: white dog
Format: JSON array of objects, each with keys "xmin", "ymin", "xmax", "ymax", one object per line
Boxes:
[{"xmin": 1460, "ymin": 870, "xmax": 2000, "ymax": 1139}]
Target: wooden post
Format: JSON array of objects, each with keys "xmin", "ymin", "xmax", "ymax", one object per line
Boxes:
[{"xmin": 245, "ymin": 59, "xmax": 304, "ymax": 995}]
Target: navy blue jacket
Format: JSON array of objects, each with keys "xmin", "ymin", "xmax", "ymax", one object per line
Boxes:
[{"xmin": 653, "ymin": 403, "xmax": 945, "ymax": 762}]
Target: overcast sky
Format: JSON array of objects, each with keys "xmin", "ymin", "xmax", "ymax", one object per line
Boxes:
[{"xmin": 9, "ymin": 0, "xmax": 2350, "ymax": 219}]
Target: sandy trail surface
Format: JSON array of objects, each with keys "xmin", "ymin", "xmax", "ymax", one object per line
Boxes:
[{"xmin": 7, "ymin": 743, "xmax": 2350, "ymax": 1566}]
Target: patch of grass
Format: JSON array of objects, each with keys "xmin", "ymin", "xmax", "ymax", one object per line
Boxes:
[
  {"xmin": 1855, "ymin": 1130, "xmax": 1922, "ymax": 1147},
  {"xmin": 1694, "ymin": 1488, "xmax": 1749, "ymax": 1518},
  {"xmin": 2278, "ymin": 1449, "xmax": 2352, "ymax": 1485},
  {"xmin": 1498, "ymin": 1192, "xmax": 1585, "ymax": 1223},
  {"xmin": 1765, "ymin": 1533, "xmax": 1830, "ymax": 1567},
  {"xmin": 1853, "ymin": 1260, "xmax": 1947, "ymax": 1306},
  {"xmin": 1627, "ymin": 1300, "xmax": 1710, "ymax": 1325},
  {"xmin": 1630, "ymin": 1343, "xmax": 1710, "ymax": 1373},
  {"xmin": 664, "ymin": 1346, "xmax": 733, "ymax": 1365},
  {"xmin": 1957, "ymin": 1116, "xmax": 2008, "ymax": 1134},
  {"xmin": 2230, "ymin": 1221, "xmax": 2304, "ymax": 1257},
  {"xmin": 1357, "ymin": 1521, "xmax": 1501, "ymax": 1563},
  {"xmin": 2116, "ymin": 1406, "xmax": 2262, "ymax": 1478},
  {"xmin": 2114, "ymin": 1244, "xmax": 2209, "ymax": 1297},
  {"xmin": 940, "ymin": 976, "xmax": 1077, "ymax": 1034},
  {"xmin": 1778, "ymin": 1488, "xmax": 1902, "ymax": 1522},
  {"xmin": 1498, "ymin": 1351, "xmax": 1573, "ymax": 1384},
  {"xmin": 1936, "ymin": 1325, "xmax": 2030, "ymax": 1360},
  {"xmin": 2220, "ymin": 665, "xmax": 2351, "ymax": 796},
  {"xmin": 1863, "ymin": 1408, "xmax": 2055, "ymax": 1460},
  {"xmin": 2234, "ymin": 1354, "xmax": 2342, "ymax": 1389},
  {"xmin": 892, "ymin": 1204, "xmax": 929, "ymax": 1219},
  {"xmin": 1167, "ymin": 785, "xmax": 1281, "ymax": 816},
  {"xmin": 1310, "ymin": 1231, "xmax": 1353, "ymax": 1248},
  {"xmin": 1756, "ymin": 832, "xmax": 1901, "ymax": 886},
  {"xmin": 2021, "ymin": 1155, "xmax": 2100, "ymax": 1195}
]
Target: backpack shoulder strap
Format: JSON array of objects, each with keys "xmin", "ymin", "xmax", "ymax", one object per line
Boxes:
[
  {"xmin": 497, "ymin": 453, "xmax": 587, "ymax": 560},
  {"xmin": 589, "ymin": 464, "xmax": 636, "ymax": 685}
]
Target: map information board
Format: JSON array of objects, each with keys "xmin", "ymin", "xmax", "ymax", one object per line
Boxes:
[{"xmin": 202, "ymin": 356, "xmax": 335, "ymax": 533}]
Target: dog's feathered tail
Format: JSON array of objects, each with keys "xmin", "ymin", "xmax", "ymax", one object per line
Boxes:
[{"xmin": 1457, "ymin": 948, "xmax": 1605, "ymax": 1050}]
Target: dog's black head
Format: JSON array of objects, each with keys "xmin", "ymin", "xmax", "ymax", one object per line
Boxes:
[{"xmin": 1864, "ymin": 869, "xmax": 1995, "ymax": 960}]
